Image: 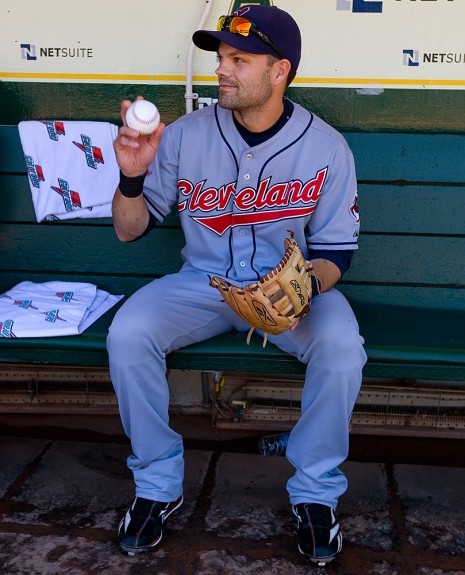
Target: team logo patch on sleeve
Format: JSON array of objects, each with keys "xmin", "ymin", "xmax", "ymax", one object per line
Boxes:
[{"xmin": 349, "ymin": 191, "xmax": 360, "ymax": 223}]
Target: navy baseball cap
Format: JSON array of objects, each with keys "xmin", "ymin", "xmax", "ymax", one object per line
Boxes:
[{"xmin": 192, "ymin": 4, "xmax": 301, "ymax": 70}]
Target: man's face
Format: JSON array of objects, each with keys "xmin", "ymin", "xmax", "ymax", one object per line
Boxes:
[{"xmin": 215, "ymin": 42, "xmax": 275, "ymax": 113}]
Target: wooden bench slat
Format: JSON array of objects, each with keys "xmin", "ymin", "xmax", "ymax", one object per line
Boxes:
[
  {"xmin": 340, "ymin": 284, "xmax": 465, "ymax": 311},
  {"xmin": 4, "ymin": 176, "xmax": 465, "ymax": 238},
  {"xmin": 4, "ymin": 125, "xmax": 465, "ymax": 182},
  {"xmin": 1, "ymin": 223, "xmax": 463, "ymax": 287},
  {"xmin": 0, "ymin": 226, "xmax": 462, "ymax": 287},
  {"xmin": 345, "ymin": 132, "xmax": 465, "ymax": 182},
  {"xmin": 0, "ymin": 126, "xmax": 24, "ymax": 173},
  {"xmin": 359, "ymin": 183, "xmax": 465, "ymax": 235},
  {"xmin": 346, "ymin": 235, "xmax": 465, "ymax": 286},
  {"xmin": 0, "ymin": 224, "xmax": 185, "ymax": 276},
  {"xmin": 0, "ymin": 175, "xmax": 182, "ymax": 227}
]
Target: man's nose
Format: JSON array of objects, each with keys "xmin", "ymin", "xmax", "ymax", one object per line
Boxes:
[{"xmin": 215, "ymin": 60, "xmax": 230, "ymax": 78}]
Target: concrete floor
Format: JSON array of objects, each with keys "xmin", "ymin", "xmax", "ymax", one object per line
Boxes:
[{"xmin": 0, "ymin": 415, "xmax": 464, "ymax": 575}]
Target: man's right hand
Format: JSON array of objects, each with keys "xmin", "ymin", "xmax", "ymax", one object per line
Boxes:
[{"xmin": 113, "ymin": 97, "xmax": 165, "ymax": 177}]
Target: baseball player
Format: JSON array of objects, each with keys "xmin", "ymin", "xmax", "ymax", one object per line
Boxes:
[{"xmin": 108, "ymin": 4, "xmax": 367, "ymax": 566}]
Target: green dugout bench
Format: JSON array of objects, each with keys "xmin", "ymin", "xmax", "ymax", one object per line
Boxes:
[{"xmin": 1, "ymin": 124, "xmax": 465, "ymax": 385}]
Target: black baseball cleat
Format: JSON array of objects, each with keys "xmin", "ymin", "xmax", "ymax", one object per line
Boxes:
[
  {"xmin": 292, "ymin": 502, "xmax": 343, "ymax": 567},
  {"xmin": 118, "ymin": 495, "xmax": 183, "ymax": 555}
]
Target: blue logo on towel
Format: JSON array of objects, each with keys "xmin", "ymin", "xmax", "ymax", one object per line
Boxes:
[
  {"xmin": 42, "ymin": 310, "xmax": 67, "ymax": 323},
  {"xmin": 0, "ymin": 320, "xmax": 17, "ymax": 338},
  {"xmin": 51, "ymin": 178, "xmax": 82, "ymax": 212},
  {"xmin": 56, "ymin": 292, "xmax": 76, "ymax": 303},
  {"xmin": 41, "ymin": 121, "xmax": 66, "ymax": 141},
  {"xmin": 14, "ymin": 300, "xmax": 38, "ymax": 310},
  {"xmin": 25, "ymin": 155, "xmax": 45, "ymax": 188},
  {"xmin": 73, "ymin": 135, "xmax": 105, "ymax": 169}
]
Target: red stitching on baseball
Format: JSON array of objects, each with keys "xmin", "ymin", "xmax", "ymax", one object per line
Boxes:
[{"xmin": 132, "ymin": 109, "xmax": 158, "ymax": 125}]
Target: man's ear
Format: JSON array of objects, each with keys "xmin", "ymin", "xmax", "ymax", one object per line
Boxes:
[{"xmin": 273, "ymin": 58, "xmax": 292, "ymax": 88}]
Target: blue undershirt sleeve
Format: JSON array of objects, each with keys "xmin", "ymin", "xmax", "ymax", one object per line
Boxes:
[{"xmin": 308, "ymin": 249, "xmax": 354, "ymax": 277}]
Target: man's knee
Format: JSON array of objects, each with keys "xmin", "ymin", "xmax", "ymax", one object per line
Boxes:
[
  {"xmin": 107, "ymin": 302, "xmax": 160, "ymax": 360},
  {"xmin": 309, "ymin": 318, "xmax": 365, "ymax": 369}
]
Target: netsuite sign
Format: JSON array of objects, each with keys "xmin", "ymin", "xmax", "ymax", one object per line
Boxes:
[
  {"xmin": 403, "ymin": 49, "xmax": 465, "ymax": 67},
  {"xmin": 336, "ymin": 0, "xmax": 383, "ymax": 12},
  {"xmin": 336, "ymin": 0, "xmax": 455, "ymax": 12},
  {"xmin": 20, "ymin": 43, "xmax": 93, "ymax": 61}
]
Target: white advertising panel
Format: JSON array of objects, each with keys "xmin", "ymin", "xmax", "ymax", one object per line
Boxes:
[{"xmin": 1, "ymin": 0, "xmax": 464, "ymax": 88}]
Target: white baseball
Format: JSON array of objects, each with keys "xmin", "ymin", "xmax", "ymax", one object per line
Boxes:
[{"xmin": 126, "ymin": 99, "xmax": 160, "ymax": 135}]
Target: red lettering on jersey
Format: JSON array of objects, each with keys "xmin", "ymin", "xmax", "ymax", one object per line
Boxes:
[
  {"xmin": 267, "ymin": 182, "xmax": 290, "ymax": 207},
  {"xmin": 189, "ymin": 181, "xmax": 208, "ymax": 210},
  {"xmin": 235, "ymin": 187, "xmax": 256, "ymax": 210},
  {"xmin": 177, "ymin": 167, "xmax": 328, "ymax": 234},
  {"xmin": 179, "ymin": 180, "xmax": 236, "ymax": 212},
  {"xmin": 178, "ymin": 179, "xmax": 194, "ymax": 211},
  {"xmin": 299, "ymin": 168, "xmax": 327, "ymax": 203},
  {"xmin": 218, "ymin": 182, "xmax": 237, "ymax": 210},
  {"xmin": 254, "ymin": 178, "xmax": 271, "ymax": 209}
]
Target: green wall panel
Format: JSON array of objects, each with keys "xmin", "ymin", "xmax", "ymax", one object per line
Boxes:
[
  {"xmin": 1, "ymin": 82, "xmax": 465, "ymax": 133},
  {"xmin": 0, "ymin": 83, "xmax": 187, "ymax": 125}
]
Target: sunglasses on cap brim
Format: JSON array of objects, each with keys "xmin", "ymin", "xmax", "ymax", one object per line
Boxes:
[{"xmin": 216, "ymin": 15, "xmax": 287, "ymax": 61}]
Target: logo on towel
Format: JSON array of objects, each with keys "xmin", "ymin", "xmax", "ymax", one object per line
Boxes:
[
  {"xmin": 14, "ymin": 300, "xmax": 39, "ymax": 310},
  {"xmin": 56, "ymin": 292, "xmax": 77, "ymax": 302},
  {"xmin": 0, "ymin": 320, "xmax": 17, "ymax": 338},
  {"xmin": 41, "ymin": 121, "xmax": 66, "ymax": 141},
  {"xmin": 25, "ymin": 155, "xmax": 45, "ymax": 188},
  {"xmin": 73, "ymin": 134, "xmax": 105, "ymax": 169},
  {"xmin": 51, "ymin": 178, "xmax": 82, "ymax": 212},
  {"xmin": 42, "ymin": 310, "xmax": 67, "ymax": 323}
]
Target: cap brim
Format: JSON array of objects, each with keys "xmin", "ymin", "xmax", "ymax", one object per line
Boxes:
[{"xmin": 192, "ymin": 29, "xmax": 280, "ymax": 59}]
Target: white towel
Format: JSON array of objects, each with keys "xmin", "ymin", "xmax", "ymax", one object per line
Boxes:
[
  {"xmin": 18, "ymin": 120, "xmax": 119, "ymax": 222},
  {"xmin": 0, "ymin": 281, "xmax": 124, "ymax": 338}
]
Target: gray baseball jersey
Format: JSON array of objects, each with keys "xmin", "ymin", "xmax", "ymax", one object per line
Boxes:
[{"xmin": 143, "ymin": 102, "xmax": 360, "ymax": 281}]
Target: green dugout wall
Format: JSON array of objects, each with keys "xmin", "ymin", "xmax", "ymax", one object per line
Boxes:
[{"xmin": 1, "ymin": 82, "xmax": 464, "ymax": 133}]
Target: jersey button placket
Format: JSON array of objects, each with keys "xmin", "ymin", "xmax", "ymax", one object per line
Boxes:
[{"xmin": 233, "ymin": 154, "xmax": 257, "ymax": 279}]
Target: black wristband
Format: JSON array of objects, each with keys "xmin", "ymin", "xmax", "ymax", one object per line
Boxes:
[
  {"xmin": 310, "ymin": 274, "xmax": 322, "ymax": 297},
  {"xmin": 118, "ymin": 170, "xmax": 146, "ymax": 198}
]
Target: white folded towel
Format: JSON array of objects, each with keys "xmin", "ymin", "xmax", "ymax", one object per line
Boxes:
[
  {"xmin": 0, "ymin": 281, "xmax": 124, "ymax": 338},
  {"xmin": 18, "ymin": 120, "xmax": 119, "ymax": 222}
]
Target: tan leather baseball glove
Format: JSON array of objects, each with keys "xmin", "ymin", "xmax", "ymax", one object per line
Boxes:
[{"xmin": 209, "ymin": 231, "xmax": 319, "ymax": 347}]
